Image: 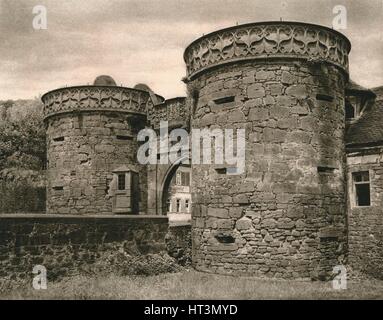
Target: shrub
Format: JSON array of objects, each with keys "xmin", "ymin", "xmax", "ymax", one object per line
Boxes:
[{"xmin": 84, "ymin": 250, "xmax": 183, "ymax": 277}]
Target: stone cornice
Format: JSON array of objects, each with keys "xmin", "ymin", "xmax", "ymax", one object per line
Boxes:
[
  {"xmin": 42, "ymin": 86, "xmax": 160, "ymax": 120},
  {"xmin": 184, "ymin": 21, "xmax": 351, "ymax": 80}
]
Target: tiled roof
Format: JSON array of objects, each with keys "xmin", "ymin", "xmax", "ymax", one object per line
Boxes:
[
  {"xmin": 346, "ymin": 80, "xmax": 376, "ymax": 97},
  {"xmin": 346, "ymin": 99, "xmax": 383, "ymax": 147}
]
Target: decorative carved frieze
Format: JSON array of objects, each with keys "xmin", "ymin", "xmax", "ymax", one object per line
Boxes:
[
  {"xmin": 42, "ymin": 86, "xmax": 152, "ymax": 119},
  {"xmin": 149, "ymin": 97, "xmax": 188, "ymax": 129},
  {"xmin": 184, "ymin": 22, "xmax": 351, "ymax": 79}
]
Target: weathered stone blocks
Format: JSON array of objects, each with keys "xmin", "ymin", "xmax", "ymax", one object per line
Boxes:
[{"xmin": 0, "ymin": 215, "xmax": 168, "ymax": 279}]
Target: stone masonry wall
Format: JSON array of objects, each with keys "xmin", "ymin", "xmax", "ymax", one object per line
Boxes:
[
  {"xmin": 46, "ymin": 111, "xmax": 147, "ymax": 214},
  {"xmin": 347, "ymin": 152, "xmax": 383, "ymax": 279},
  {"xmin": 190, "ymin": 60, "xmax": 347, "ymax": 279},
  {"xmin": 0, "ymin": 215, "xmax": 168, "ymax": 279}
]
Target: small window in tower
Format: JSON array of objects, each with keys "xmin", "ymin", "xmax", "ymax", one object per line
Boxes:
[
  {"xmin": 176, "ymin": 199, "xmax": 181, "ymax": 212},
  {"xmin": 117, "ymin": 174, "xmax": 126, "ymax": 191},
  {"xmin": 53, "ymin": 136, "xmax": 65, "ymax": 142},
  {"xmin": 352, "ymin": 171, "xmax": 371, "ymax": 207}
]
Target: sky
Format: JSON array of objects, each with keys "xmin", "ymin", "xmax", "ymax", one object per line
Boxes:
[{"xmin": 0, "ymin": 0, "xmax": 382, "ymax": 100}]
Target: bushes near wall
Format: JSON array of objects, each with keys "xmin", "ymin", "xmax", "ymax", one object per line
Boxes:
[
  {"xmin": 0, "ymin": 169, "xmax": 46, "ymax": 213},
  {"xmin": 166, "ymin": 223, "xmax": 192, "ymax": 266}
]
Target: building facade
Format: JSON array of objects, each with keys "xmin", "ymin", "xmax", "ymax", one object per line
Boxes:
[{"xmin": 41, "ymin": 21, "xmax": 383, "ymax": 279}]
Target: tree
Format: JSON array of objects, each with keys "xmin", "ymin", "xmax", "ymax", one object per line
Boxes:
[
  {"xmin": 0, "ymin": 99, "xmax": 46, "ymax": 171},
  {"xmin": 1, "ymin": 100, "xmax": 14, "ymax": 121}
]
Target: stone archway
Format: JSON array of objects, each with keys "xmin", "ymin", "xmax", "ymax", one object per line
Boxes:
[
  {"xmin": 159, "ymin": 156, "xmax": 190, "ymax": 216},
  {"xmin": 146, "ymin": 154, "xmax": 191, "ymax": 216}
]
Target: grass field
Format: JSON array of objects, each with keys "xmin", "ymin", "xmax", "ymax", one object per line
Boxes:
[{"xmin": 1, "ymin": 270, "xmax": 383, "ymax": 300}]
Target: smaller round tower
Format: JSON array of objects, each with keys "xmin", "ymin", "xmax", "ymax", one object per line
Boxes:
[{"xmin": 42, "ymin": 76, "xmax": 162, "ymax": 215}]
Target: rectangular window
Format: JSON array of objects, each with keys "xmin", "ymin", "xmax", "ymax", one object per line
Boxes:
[
  {"xmin": 176, "ymin": 172, "xmax": 182, "ymax": 185},
  {"xmin": 176, "ymin": 199, "xmax": 181, "ymax": 212},
  {"xmin": 118, "ymin": 174, "xmax": 126, "ymax": 191},
  {"xmin": 181, "ymin": 172, "xmax": 190, "ymax": 186},
  {"xmin": 185, "ymin": 199, "xmax": 190, "ymax": 212},
  {"xmin": 53, "ymin": 136, "xmax": 64, "ymax": 142},
  {"xmin": 353, "ymin": 171, "xmax": 371, "ymax": 206}
]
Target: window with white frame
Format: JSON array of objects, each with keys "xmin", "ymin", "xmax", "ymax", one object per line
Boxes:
[{"xmin": 352, "ymin": 171, "xmax": 371, "ymax": 207}]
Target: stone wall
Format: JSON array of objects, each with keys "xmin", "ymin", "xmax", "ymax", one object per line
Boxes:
[
  {"xmin": 188, "ymin": 59, "xmax": 347, "ymax": 279},
  {"xmin": 0, "ymin": 215, "xmax": 168, "ymax": 279},
  {"xmin": 46, "ymin": 111, "xmax": 147, "ymax": 214},
  {"xmin": 347, "ymin": 152, "xmax": 383, "ymax": 278}
]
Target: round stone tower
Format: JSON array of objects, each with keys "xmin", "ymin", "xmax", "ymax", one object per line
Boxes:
[
  {"xmin": 42, "ymin": 76, "xmax": 162, "ymax": 215},
  {"xmin": 184, "ymin": 22, "xmax": 351, "ymax": 279}
]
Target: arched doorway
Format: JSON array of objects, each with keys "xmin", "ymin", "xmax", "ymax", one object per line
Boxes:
[{"xmin": 160, "ymin": 157, "xmax": 191, "ymax": 222}]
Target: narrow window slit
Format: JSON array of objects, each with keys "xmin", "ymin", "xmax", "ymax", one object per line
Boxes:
[
  {"xmin": 214, "ymin": 96, "xmax": 235, "ymax": 105},
  {"xmin": 116, "ymin": 135, "xmax": 133, "ymax": 141},
  {"xmin": 53, "ymin": 137, "xmax": 64, "ymax": 142},
  {"xmin": 53, "ymin": 186, "xmax": 64, "ymax": 191},
  {"xmin": 215, "ymin": 233, "xmax": 235, "ymax": 244},
  {"xmin": 317, "ymin": 166, "xmax": 336, "ymax": 174},
  {"xmin": 215, "ymin": 168, "xmax": 227, "ymax": 174},
  {"xmin": 316, "ymin": 94, "xmax": 334, "ymax": 102}
]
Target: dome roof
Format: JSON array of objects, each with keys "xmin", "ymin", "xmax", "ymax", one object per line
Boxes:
[
  {"xmin": 93, "ymin": 75, "xmax": 117, "ymax": 86},
  {"xmin": 134, "ymin": 83, "xmax": 152, "ymax": 92}
]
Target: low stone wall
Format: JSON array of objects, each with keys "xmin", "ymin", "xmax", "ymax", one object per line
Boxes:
[
  {"xmin": 0, "ymin": 215, "xmax": 168, "ymax": 279},
  {"xmin": 166, "ymin": 223, "xmax": 192, "ymax": 266}
]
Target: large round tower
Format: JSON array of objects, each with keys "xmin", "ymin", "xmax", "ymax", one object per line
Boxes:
[
  {"xmin": 42, "ymin": 76, "xmax": 162, "ymax": 215},
  {"xmin": 184, "ymin": 22, "xmax": 351, "ymax": 279}
]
